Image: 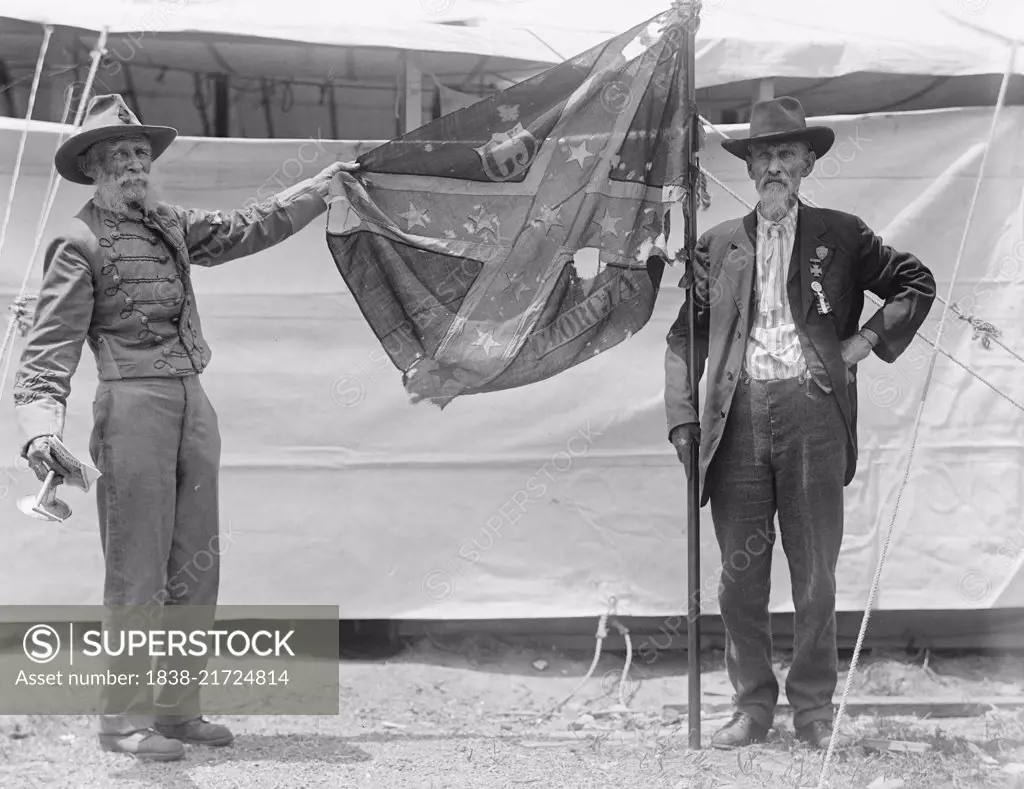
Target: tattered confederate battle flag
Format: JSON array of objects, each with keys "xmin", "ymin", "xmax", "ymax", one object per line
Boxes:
[{"xmin": 326, "ymin": 4, "xmax": 699, "ymax": 408}]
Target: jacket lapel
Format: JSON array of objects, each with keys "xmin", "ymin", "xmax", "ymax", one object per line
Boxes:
[
  {"xmin": 725, "ymin": 210, "xmax": 758, "ymax": 319},
  {"xmin": 788, "ymin": 201, "xmax": 832, "ymax": 319}
]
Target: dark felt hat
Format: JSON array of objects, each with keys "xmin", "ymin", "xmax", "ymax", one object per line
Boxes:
[{"xmin": 722, "ymin": 96, "xmax": 834, "ymax": 159}]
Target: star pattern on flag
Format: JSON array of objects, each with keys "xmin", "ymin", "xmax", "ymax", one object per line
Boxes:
[
  {"xmin": 532, "ymin": 204, "xmax": 563, "ymax": 233},
  {"xmin": 502, "ymin": 271, "xmax": 531, "ymax": 303},
  {"xmin": 434, "ymin": 363, "xmax": 468, "ymax": 391},
  {"xmin": 471, "ymin": 327, "xmax": 501, "ymax": 356},
  {"xmin": 405, "ymin": 358, "xmax": 473, "ymax": 406},
  {"xmin": 398, "ymin": 203, "xmax": 430, "ymax": 230},
  {"xmin": 567, "ymin": 141, "xmax": 594, "ymax": 169},
  {"xmin": 497, "ymin": 104, "xmax": 519, "ymax": 122},
  {"xmin": 596, "ymin": 209, "xmax": 621, "ymax": 237},
  {"xmin": 465, "ymin": 205, "xmax": 500, "ymax": 242}
]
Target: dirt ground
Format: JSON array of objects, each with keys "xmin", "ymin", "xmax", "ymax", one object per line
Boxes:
[{"xmin": 4, "ymin": 635, "xmax": 1024, "ymax": 788}]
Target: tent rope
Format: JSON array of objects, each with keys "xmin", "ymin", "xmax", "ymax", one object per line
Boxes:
[
  {"xmin": 0, "ymin": 27, "xmax": 108, "ymax": 405},
  {"xmin": 0, "ymin": 26, "xmax": 53, "ymax": 386},
  {"xmin": 817, "ymin": 38, "xmax": 1018, "ymax": 788},
  {"xmin": 692, "ymin": 39, "xmax": 1019, "ymax": 787},
  {"xmin": 699, "ymin": 114, "xmax": 1024, "ymax": 368},
  {"xmin": 487, "ymin": 596, "xmax": 637, "ymax": 724},
  {"xmin": 0, "ymin": 26, "xmax": 52, "ymax": 278}
]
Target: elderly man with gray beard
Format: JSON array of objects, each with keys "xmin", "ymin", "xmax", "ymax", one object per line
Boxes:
[
  {"xmin": 664, "ymin": 98, "xmax": 935, "ymax": 750},
  {"xmin": 12, "ymin": 94, "xmax": 357, "ymax": 761}
]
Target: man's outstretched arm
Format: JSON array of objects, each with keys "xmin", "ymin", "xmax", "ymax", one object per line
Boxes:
[{"xmin": 174, "ymin": 160, "xmax": 360, "ymax": 267}]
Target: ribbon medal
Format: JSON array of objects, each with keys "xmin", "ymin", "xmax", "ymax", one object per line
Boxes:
[
  {"xmin": 811, "ymin": 281, "xmax": 831, "ymax": 315},
  {"xmin": 809, "ymin": 246, "xmax": 831, "ymax": 314}
]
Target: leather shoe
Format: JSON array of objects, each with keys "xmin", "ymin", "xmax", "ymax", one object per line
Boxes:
[
  {"xmin": 796, "ymin": 719, "xmax": 854, "ymax": 750},
  {"xmin": 710, "ymin": 711, "xmax": 769, "ymax": 749},
  {"xmin": 98, "ymin": 728, "xmax": 185, "ymax": 761},
  {"xmin": 155, "ymin": 717, "xmax": 234, "ymax": 747}
]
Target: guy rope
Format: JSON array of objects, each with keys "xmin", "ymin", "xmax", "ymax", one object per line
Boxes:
[
  {"xmin": 813, "ymin": 34, "xmax": 1019, "ymax": 787},
  {"xmin": 0, "ymin": 27, "xmax": 109, "ymax": 402}
]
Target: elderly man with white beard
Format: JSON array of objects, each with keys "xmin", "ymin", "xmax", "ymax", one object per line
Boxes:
[
  {"xmin": 12, "ymin": 94, "xmax": 357, "ymax": 761},
  {"xmin": 664, "ymin": 98, "xmax": 935, "ymax": 751}
]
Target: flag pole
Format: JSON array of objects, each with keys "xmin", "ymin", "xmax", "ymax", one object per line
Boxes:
[{"xmin": 682, "ymin": 0, "xmax": 703, "ymax": 751}]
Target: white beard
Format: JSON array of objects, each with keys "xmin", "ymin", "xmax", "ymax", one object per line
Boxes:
[
  {"xmin": 758, "ymin": 181, "xmax": 794, "ymax": 220},
  {"xmin": 94, "ymin": 172, "xmax": 159, "ymax": 216}
]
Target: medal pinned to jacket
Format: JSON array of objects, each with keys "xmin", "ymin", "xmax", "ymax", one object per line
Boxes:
[{"xmin": 810, "ymin": 244, "xmax": 832, "ymax": 315}]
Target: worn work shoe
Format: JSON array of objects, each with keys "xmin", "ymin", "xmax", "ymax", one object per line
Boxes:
[
  {"xmin": 155, "ymin": 717, "xmax": 234, "ymax": 747},
  {"xmin": 710, "ymin": 711, "xmax": 770, "ymax": 749},
  {"xmin": 98, "ymin": 728, "xmax": 185, "ymax": 761},
  {"xmin": 796, "ymin": 719, "xmax": 854, "ymax": 750}
]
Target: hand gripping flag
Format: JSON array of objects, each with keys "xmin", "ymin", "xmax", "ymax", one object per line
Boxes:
[{"xmin": 326, "ymin": 3, "xmax": 701, "ymax": 408}]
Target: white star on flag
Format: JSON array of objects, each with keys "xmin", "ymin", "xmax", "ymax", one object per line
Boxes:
[
  {"xmin": 502, "ymin": 271, "xmax": 530, "ymax": 303},
  {"xmin": 567, "ymin": 141, "xmax": 594, "ymax": 169},
  {"xmin": 597, "ymin": 210, "xmax": 621, "ymax": 236},
  {"xmin": 398, "ymin": 203, "xmax": 430, "ymax": 230},
  {"xmin": 465, "ymin": 205, "xmax": 500, "ymax": 241},
  {"xmin": 471, "ymin": 328, "xmax": 501, "ymax": 356},
  {"xmin": 533, "ymin": 205, "xmax": 563, "ymax": 233}
]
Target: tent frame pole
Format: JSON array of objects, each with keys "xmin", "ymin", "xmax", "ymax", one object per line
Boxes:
[{"xmin": 683, "ymin": 3, "xmax": 702, "ymax": 752}]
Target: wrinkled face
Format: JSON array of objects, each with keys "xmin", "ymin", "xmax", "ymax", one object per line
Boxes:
[
  {"xmin": 81, "ymin": 134, "xmax": 153, "ymax": 213},
  {"xmin": 746, "ymin": 140, "xmax": 815, "ymax": 214}
]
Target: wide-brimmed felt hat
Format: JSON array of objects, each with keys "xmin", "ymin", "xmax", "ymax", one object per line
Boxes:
[
  {"xmin": 55, "ymin": 94, "xmax": 177, "ymax": 185},
  {"xmin": 721, "ymin": 96, "xmax": 834, "ymax": 160}
]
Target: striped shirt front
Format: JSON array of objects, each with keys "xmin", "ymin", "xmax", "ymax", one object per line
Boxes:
[{"xmin": 744, "ymin": 201, "xmax": 808, "ymax": 380}]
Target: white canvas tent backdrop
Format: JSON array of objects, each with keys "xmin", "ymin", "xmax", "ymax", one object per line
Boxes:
[
  {"xmin": 0, "ymin": 0, "xmax": 558, "ymax": 140},
  {"xmin": 405, "ymin": 0, "xmax": 1024, "ymax": 115},
  {"xmin": 0, "ymin": 101, "xmax": 1022, "ymax": 629},
  {"xmin": 0, "ymin": 2, "xmax": 1022, "ymax": 647},
  {"xmin": 0, "ymin": 0, "xmax": 1022, "ymax": 139}
]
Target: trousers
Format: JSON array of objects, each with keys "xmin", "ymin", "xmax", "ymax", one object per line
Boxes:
[
  {"xmin": 707, "ymin": 373, "xmax": 846, "ymax": 730},
  {"xmin": 88, "ymin": 375, "xmax": 222, "ymax": 734}
]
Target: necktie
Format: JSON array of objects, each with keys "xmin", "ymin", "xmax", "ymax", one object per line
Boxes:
[{"xmin": 761, "ymin": 223, "xmax": 784, "ymax": 317}]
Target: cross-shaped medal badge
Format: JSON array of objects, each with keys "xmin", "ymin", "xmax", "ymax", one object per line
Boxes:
[{"xmin": 810, "ymin": 245, "xmax": 831, "ymax": 315}]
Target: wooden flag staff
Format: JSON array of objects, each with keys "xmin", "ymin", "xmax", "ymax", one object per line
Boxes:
[{"xmin": 680, "ymin": 0, "xmax": 703, "ymax": 751}]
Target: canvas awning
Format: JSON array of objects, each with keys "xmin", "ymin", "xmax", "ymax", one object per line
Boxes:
[{"xmin": 0, "ymin": 0, "xmax": 1020, "ymax": 115}]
